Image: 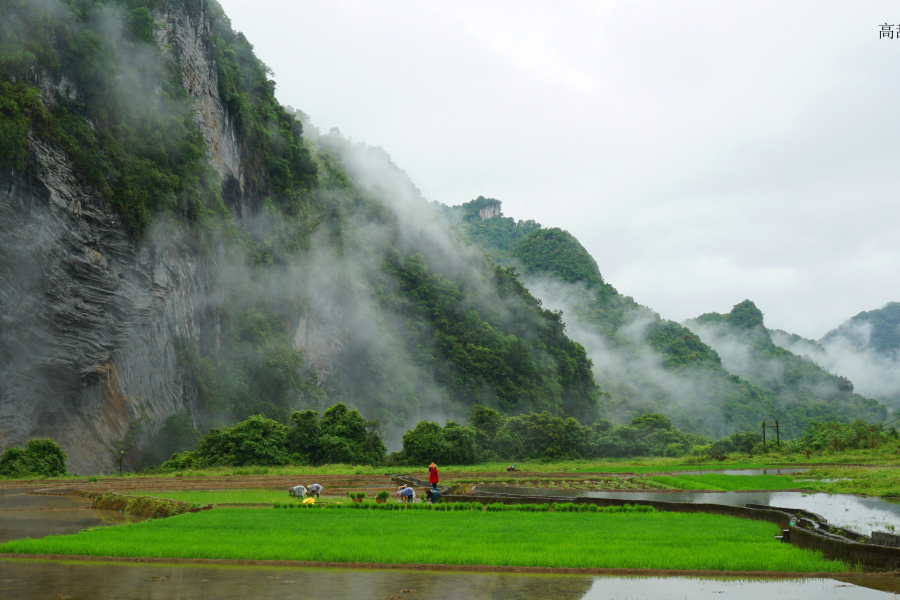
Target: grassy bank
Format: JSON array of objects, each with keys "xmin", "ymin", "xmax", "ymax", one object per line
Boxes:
[
  {"xmin": 0, "ymin": 508, "xmax": 847, "ymax": 572},
  {"xmin": 148, "ymin": 490, "xmax": 293, "ymax": 505},
  {"xmin": 92, "ymin": 492, "xmax": 194, "ymax": 518},
  {"xmin": 801, "ymin": 467, "xmax": 900, "ymax": 498}
]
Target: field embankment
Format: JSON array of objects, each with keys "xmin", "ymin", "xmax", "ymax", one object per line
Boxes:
[{"xmin": 89, "ymin": 492, "xmax": 194, "ymax": 519}]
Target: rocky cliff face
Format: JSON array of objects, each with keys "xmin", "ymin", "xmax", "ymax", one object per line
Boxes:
[
  {"xmin": 0, "ymin": 0, "xmax": 258, "ymax": 473},
  {"xmin": 0, "ymin": 136, "xmax": 212, "ymax": 473},
  {"xmin": 154, "ymin": 0, "xmax": 267, "ymax": 219}
]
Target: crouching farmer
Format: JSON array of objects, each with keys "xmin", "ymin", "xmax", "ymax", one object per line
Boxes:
[
  {"xmin": 307, "ymin": 483, "xmax": 323, "ymax": 498},
  {"xmin": 396, "ymin": 485, "xmax": 415, "ymax": 503},
  {"xmin": 289, "ymin": 485, "xmax": 307, "ymax": 498}
]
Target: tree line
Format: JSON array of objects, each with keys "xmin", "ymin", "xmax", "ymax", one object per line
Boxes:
[{"xmin": 2, "ymin": 402, "xmax": 895, "ymax": 477}]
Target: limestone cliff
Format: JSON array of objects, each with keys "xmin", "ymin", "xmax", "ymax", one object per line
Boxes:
[{"xmin": 0, "ymin": 0, "xmax": 255, "ymax": 473}]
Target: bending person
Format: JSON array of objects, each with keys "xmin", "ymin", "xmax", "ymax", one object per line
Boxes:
[
  {"xmin": 396, "ymin": 485, "xmax": 416, "ymax": 503},
  {"xmin": 307, "ymin": 483, "xmax": 323, "ymax": 498},
  {"xmin": 289, "ymin": 485, "xmax": 307, "ymax": 498}
]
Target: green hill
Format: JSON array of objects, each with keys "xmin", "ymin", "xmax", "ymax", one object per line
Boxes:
[
  {"xmin": 687, "ymin": 301, "xmax": 886, "ymax": 436},
  {"xmin": 446, "ymin": 200, "xmax": 888, "ymax": 438},
  {"xmin": 821, "ymin": 302, "xmax": 900, "ymax": 354},
  {"xmin": 771, "ymin": 303, "xmax": 900, "ymax": 409}
]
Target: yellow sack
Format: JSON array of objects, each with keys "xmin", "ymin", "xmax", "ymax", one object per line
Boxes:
[{"xmin": 302, "ymin": 497, "xmax": 316, "ymax": 505}]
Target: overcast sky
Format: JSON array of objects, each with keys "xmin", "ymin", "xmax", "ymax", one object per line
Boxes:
[{"xmin": 218, "ymin": 0, "xmax": 899, "ymax": 339}]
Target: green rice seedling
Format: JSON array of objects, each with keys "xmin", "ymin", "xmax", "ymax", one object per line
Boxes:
[{"xmin": 0, "ymin": 509, "xmax": 850, "ymax": 572}]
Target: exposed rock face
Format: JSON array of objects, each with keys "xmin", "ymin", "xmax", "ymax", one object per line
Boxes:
[
  {"xmin": 0, "ymin": 0, "xmax": 250, "ymax": 473},
  {"xmin": 0, "ymin": 137, "xmax": 211, "ymax": 474},
  {"xmin": 0, "ymin": 0, "xmax": 343, "ymax": 473},
  {"xmin": 293, "ymin": 300, "xmax": 346, "ymax": 386},
  {"xmin": 478, "ymin": 203, "xmax": 501, "ymax": 220},
  {"xmin": 153, "ymin": 0, "xmax": 262, "ymax": 220}
]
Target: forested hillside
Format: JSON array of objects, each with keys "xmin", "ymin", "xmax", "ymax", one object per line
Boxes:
[
  {"xmin": 822, "ymin": 303, "xmax": 900, "ymax": 354},
  {"xmin": 686, "ymin": 301, "xmax": 886, "ymax": 437},
  {"xmin": 771, "ymin": 303, "xmax": 900, "ymax": 409},
  {"xmin": 445, "ymin": 200, "xmax": 888, "ymax": 438},
  {"xmin": 0, "ymin": 0, "xmax": 597, "ymax": 470}
]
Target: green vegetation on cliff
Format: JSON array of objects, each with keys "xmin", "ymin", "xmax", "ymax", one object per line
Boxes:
[{"xmin": 0, "ymin": 0, "xmax": 233, "ymax": 233}]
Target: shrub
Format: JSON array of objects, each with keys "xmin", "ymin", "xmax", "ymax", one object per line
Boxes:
[
  {"xmin": 287, "ymin": 404, "xmax": 386, "ymax": 466},
  {"xmin": 0, "ymin": 439, "xmax": 67, "ymax": 478},
  {"xmin": 188, "ymin": 415, "xmax": 289, "ymax": 467},
  {"xmin": 402, "ymin": 420, "xmax": 479, "ymax": 465}
]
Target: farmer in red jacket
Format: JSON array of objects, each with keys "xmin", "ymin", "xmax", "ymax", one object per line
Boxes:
[{"xmin": 428, "ymin": 462, "xmax": 439, "ymax": 490}]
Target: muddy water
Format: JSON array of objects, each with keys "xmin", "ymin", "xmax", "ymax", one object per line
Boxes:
[
  {"xmin": 478, "ymin": 487, "xmax": 900, "ymax": 535},
  {"xmin": 0, "ymin": 489, "xmax": 143, "ymax": 543},
  {"xmin": 0, "ymin": 560, "xmax": 897, "ymax": 600}
]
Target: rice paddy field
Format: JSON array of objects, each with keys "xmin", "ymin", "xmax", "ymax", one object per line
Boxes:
[
  {"xmin": 0, "ymin": 507, "xmax": 849, "ymax": 572},
  {"xmin": 800, "ymin": 467, "xmax": 900, "ymax": 498},
  {"xmin": 648, "ymin": 474, "xmax": 807, "ymax": 491},
  {"xmin": 147, "ymin": 490, "xmax": 295, "ymax": 505}
]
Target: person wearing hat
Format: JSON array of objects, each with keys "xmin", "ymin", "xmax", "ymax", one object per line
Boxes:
[
  {"xmin": 396, "ymin": 484, "xmax": 415, "ymax": 503},
  {"xmin": 428, "ymin": 463, "xmax": 439, "ymax": 490}
]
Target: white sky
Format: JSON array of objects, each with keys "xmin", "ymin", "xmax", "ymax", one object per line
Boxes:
[{"xmin": 217, "ymin": 0, "xmax": 900, "ymax": 339}]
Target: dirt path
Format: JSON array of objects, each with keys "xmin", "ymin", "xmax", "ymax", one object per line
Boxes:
[{"xmin": 0, "ymin": 472, "xmax": 634, "ymax": 495}]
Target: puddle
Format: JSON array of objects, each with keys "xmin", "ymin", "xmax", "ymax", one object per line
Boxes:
[
  {"xmin": 0, "ymin": 488, "xmax": 144, "ymax": 543},
  {"xmin": 0, "ymin": 560, "xmax": 897, "ymax": 599},
  {"xmin": 477, "ymin": 487, "xmax": 900, "ymax": 535}
]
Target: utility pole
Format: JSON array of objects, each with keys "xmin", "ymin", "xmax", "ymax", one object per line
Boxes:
[
  {"xmin": 775, "ymin": 420, "xmax": 781, "ymax": 448},
  {"xmin": 762, "ymin": 421, "xmax": 766, "ymax": 448}
]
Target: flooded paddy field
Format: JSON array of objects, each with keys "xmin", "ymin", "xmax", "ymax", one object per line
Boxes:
[
  {"xmin": 0, "ymin": 489, "xmax": 143, "ymax": 544},
  {"xmin": 0, "ymin": 560, "xmax": 898, "ymax": 599},
  {"xmin": 3, "ymin": 482, "xmax": 900, "ymax": 598},
  {"xmin": 478, "ymin": 486, "xmax": 900, "ymax": 534}
]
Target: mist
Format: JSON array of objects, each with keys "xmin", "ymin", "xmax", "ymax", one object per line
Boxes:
[
  {"xmin": 519, "ymin": 276, "xmax": 741, "ymax": 438},
  {"xmin": 771, "ymin": 323, "xmax": 900, "ymax": 409}
]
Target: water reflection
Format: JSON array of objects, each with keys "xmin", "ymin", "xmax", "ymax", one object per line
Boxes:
[
  {"xmin": 0, "ymin": 489, "xmax": 143, "ymax": 543},
  {"xmin": 0, "ymin": 491, "xmax": 88, "ymax": 511},
  {"xmin": 0, "ymin": 560, "xmax": 896, "ymax": 600},
  {"xmin": 478, "ymin": 487, "xmax": 900, "ymax": 534}
]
